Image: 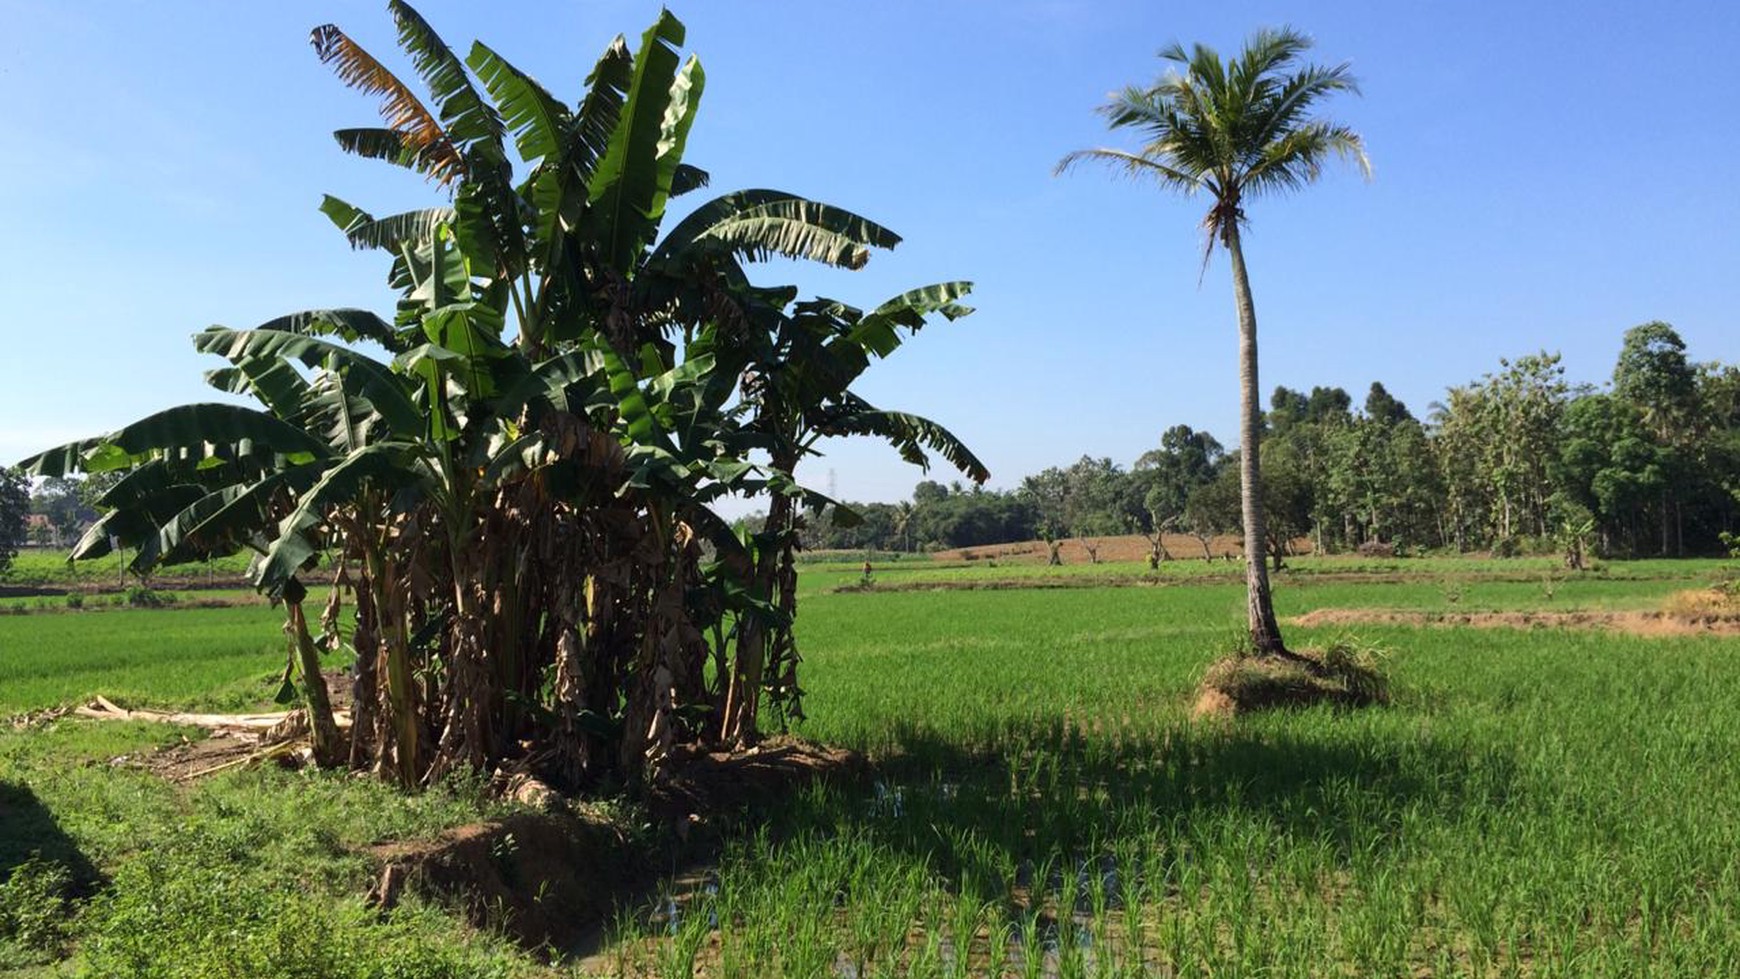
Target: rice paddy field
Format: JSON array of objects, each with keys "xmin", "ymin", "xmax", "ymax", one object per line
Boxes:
[{"xmin": 2, "ymin": 554, "xmax": 1738, "ymax": 976}]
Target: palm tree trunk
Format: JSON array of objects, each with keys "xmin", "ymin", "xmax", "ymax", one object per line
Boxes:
[{"xmin": 1224, "ymin": 224, "xmax": 1286, "ymax": 655}]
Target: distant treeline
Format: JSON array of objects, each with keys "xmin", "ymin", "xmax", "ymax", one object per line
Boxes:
[{"xmin": 767, "ymin": 322, "xmax": 1740, "ymax": 560}]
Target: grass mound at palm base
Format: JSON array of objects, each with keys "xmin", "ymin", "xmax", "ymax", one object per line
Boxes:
[{"xmin": 1193, "ymin": 642, "xmax": 1391, "ymax": 718}]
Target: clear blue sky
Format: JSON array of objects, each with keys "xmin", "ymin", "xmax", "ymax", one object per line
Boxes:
[{"xmin": 4, "ymin": 1, "xmax": 1737, "ymax": 513}]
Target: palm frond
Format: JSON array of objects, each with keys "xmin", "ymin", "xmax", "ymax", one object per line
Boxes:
[
  {"xmin": 202, "ymin": 345, "xmax": 311, "ymax": 424},
  {"xmin": 254, "ymin": 442, "xmax": 426, "ymax": 598},
  {"xmin": 332, "ymin": 127, "xmax": 418, "ymax": 168},
  {"xmin": 1243, "ymin": 120, "xmax": 1369, "ymax": 199},
  {"xmin": 670, "ymin": 163, "xmax": 709, "ymax": 197},
  {"xmin": 654, "ymin": 55, "xmax": 705, "ymax": 211},
  {"xmin": 1062, "ymin": 24, "xmax": 1366, "ymax": 262},
  {"xmin": 572, "ymin": 37, "xmax": 634, "ymax": 185},
  {"xmin": 845, "ymin": 282, "xmax": 975, "ymax": 359},
  {"xmin": 1054, "ymin": 147, "xmax": 1202, "ymax": 192}
]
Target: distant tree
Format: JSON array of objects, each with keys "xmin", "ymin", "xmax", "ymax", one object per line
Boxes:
[
  {"xmin": 1270, "ymin": 385, "xmax": 1353, "ymax": 433},
  {"xmin": 891, "ymin": 500, "xmax": 917, "ymax": 551},
  {"xmin": 1138, "ymin": 511, "xmax": 1175, "ymax": 568},
  {"xmin": 1018, "ymin": 466, "xmax": 1072, "ymax": 540},
  {"xmin": 1059, "ymin": 28, "xmax": 1368, "ymax": 654},
  {"xmin": 1259, "ymin": 442, "xmax": 1315, "ymax": 569},
  {"xmin": 801, "ymin": 502, "xmax": 901, "ymax": 552},
  {"xmin": 1363, "ymin": 381, "xmax": 1412, "ymax": 425},
  {"xmin": 1555, "ymin": 393, "xmax": 1664, "ymax": 555},
  {"xmin": 1265, "ymin": 388, "xmax": 1350, "ymax": 553},
  {"xmin": 1614, "ymin": 323, "xmax": 1698, "ymax": 441},
  {"xmin": 1135, "ymin": 425, "xmax": 1224, "ymax": 529},
  {"xmin": 912, "ymin": 480, "xmax": 950, "ymax": 507},
  {"xmin": 1434, "ymin": 353, "xmax": 1569, "ymax": 550},
  {"xmin": 0, "ymin": 468, "xmax": 26, "ymax": 573},
  {"xmin": 1321, "ymin": 387, "xmax": 1436, "ymax": 551},
  {"xmin": 1693, "ymin": 363, "xmax": 1740, "ymax": 544},
  {"xmin": 1612, "ymin": 322, "xmax": 1699, "ymax": 554},
  {"xmin": 907, "ymin": 484, "xmax": 1036, "ymax": 550},
  {"xmin": 1184, "ymin": 466, "xmax": 1242, "ymax": 560},
  {"xmin": 29, "ymin": 476, "xmax": 99, "ymax": 544},
  {"xmin": 1269, "ymin": 386, "xmax": 1311, "ymax": 432},
  {"xmin": 1062, "ymin": 456, "xmax": 1140, "ymax": 536}
]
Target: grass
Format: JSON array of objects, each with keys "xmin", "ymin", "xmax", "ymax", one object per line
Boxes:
[
  {"xmin": 1, "ymin": 549, "xmax": 256, "ymax": 588},
  {"xmin": 0, "ymin": 722, "xmax": 532, "ymax": 976},
  {"xmin": 802, "ymin": 551, "xmax": 1729, "ymax": 595},
  {"xmin": 0, "ymin": 588, "xmax": 269, "ymax": 614},
  {"xmin": 0, "ymin": 605, "xmax": 290, "ymax": 714},
  {"xmin": 3, "ymin": 559, "xmax": 1739, "ymax": 974},
  {"xmin": 590, "ymin": 566, "xmax": 1740, "ymax": 976}
]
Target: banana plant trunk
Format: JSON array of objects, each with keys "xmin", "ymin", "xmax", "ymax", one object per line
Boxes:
[
  {"xmin": 364, "ymin": 546, "xmax": 419, "ymax": 786},
  {"xmin": 284, "ymin": 601, "xmax": 344, "ymax": 767},
  {"xmin": 1224, "ymin": 223, "xmax": 1287, "ymax": 656},
  {"xmin": 722, "ymin": 484, "xmax": 790, "ymax": 745}
]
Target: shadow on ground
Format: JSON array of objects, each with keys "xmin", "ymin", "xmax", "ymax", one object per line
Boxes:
[
  {"xmin": 563, "ymin": 714, "xmax": 1514, "ymax": 961},
  {"xmin": 0, "ymin": 780, "xmax": 101, "ymax": 894}
]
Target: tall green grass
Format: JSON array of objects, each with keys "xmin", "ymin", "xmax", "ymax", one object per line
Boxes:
[
  {"xmin": 1, "ymin": 549, "xmax": 256, "ymax": 587},
  {"xmin": 589, "ymin": 585, "xmax": 1740, "ymax": 976},
  {"xmin": 0, "ymin": 606, "xmax": 289, "ymax": 713}
]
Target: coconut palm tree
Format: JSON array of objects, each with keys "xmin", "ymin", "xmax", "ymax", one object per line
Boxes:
[{"xmin": 1058, "ymin": 27, "xmax": 1368, "ymax": 654}]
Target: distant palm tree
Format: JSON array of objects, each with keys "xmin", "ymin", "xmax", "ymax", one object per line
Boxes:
[{"xmin": 1059, "ymin": 27, "xmax": 1369, "ymax": 654}]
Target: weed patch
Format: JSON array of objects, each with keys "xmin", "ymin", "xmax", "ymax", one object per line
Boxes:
[{"xmin": 0, "ymin": 853, "xmax": 78, "ymax": 964}]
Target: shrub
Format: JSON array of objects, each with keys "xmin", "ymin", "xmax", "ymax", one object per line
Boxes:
[
  {"xmin": 0, "ymin": 854, "xmax": 76, "ymax": 959},
  {"xmin": 80, "ymin": 847, "xmax": 522, "ymax": 979},
  {"xmin": 124, "ymin": 586, "xmax": 175, "ymax": 608},
  {"xmin": 63, "ymin": 592, "xmax": 83, "ymax": 610}
]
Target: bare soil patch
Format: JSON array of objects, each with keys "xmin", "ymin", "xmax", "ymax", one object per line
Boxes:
[
  {"xmin": 89, "ymin": 669, "xmax": 356, "ymax": 781},
  {"xmin": 371, "ymin": 810, "xmax": 637, "ymax": 953},
  {"xmin": 370, "ymin": 737, "xmax": 866, "ymax": 956},
  {"xmin": 934, "ymin": 533, "xmax": 1289, "ymax": 565},
  {"xmin": 1291, "ymin": 604, "xmax": 1740, "ymax": 638},
  {"xmin": 834, "ymin": 574, "xmax": 1187, "ymax": 594},
  {"xmin": 133, "ymin": 730, "xmax": 271, "ymax": 781},
  {"xmin": 651, "ymin": 737, "xmax": 867, "ymax": 822}
]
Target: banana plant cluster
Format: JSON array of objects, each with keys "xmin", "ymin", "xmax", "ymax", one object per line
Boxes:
[{"xmin": 20, "ymin": 3, "xmax": 984, "ymax": 789}]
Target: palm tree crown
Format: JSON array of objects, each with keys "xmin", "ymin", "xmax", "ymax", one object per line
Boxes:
[{"xmin": 1059, "ymin": 27, "xmax": 1370, "ymax": 262}]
